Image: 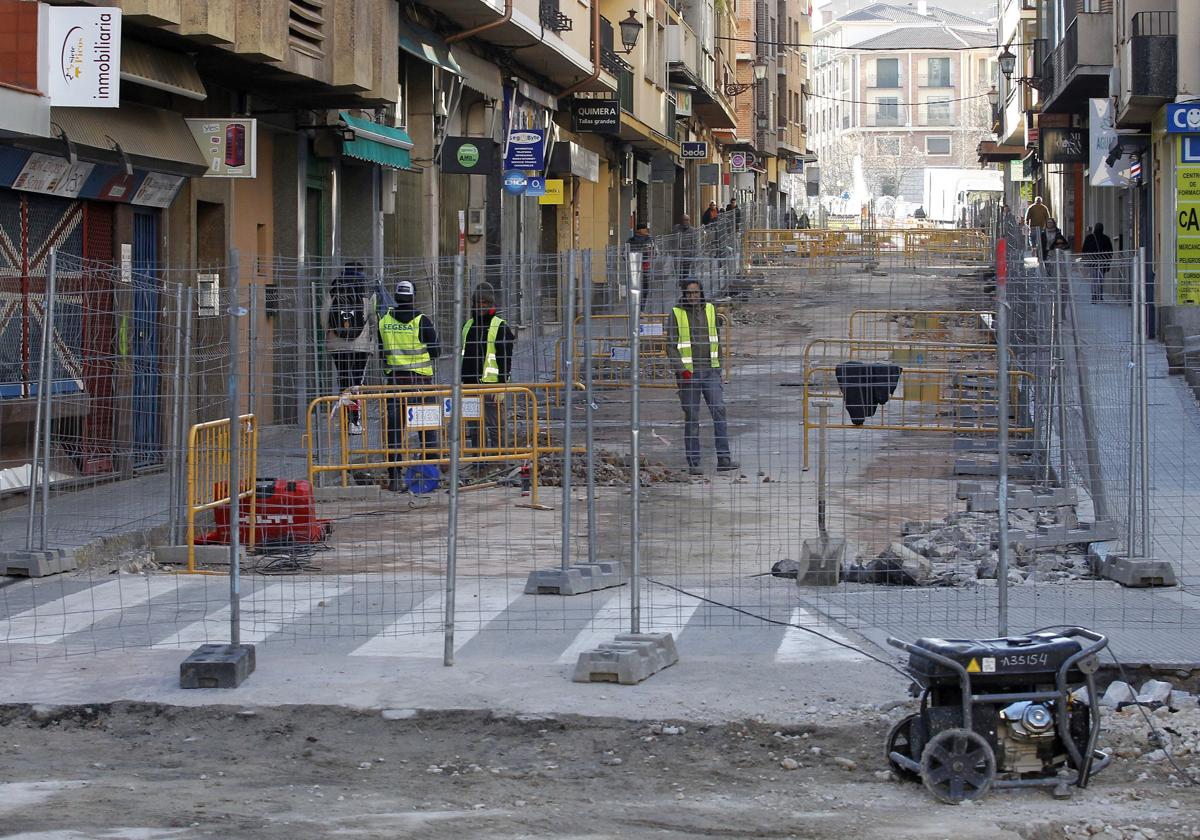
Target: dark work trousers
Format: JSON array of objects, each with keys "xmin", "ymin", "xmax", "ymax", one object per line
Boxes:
[
  {"xmin": 676, "ymin": 367, "xmax": 731, "ymax": 467},
  {"xmin": 464, "ymin": 389, "xmax": 502, "ymax": 452},
  {"xmin": 385, "ymin": 372, "xmax": 438, "ymax": 479},
  {"xmin": 332, "ymin": 351, "xmax": 369, "ymax": 422}
]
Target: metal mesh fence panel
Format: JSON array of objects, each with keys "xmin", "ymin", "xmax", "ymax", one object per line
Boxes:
[{"xmin": 1, "ymin": 210, "xmax": 1198, "ymax": 668}]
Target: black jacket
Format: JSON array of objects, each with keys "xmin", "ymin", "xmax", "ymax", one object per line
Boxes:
[
  {"xmin": 834, "ymin": 361, "xmax": 902, "ymax": 425},
  {"xmin": 461, "ymin": 310, "xmax": 516, "ymax": 384}
]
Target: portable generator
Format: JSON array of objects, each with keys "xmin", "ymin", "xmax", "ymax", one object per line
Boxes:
[
  {"xmin": 885, "ymin": 627, "xmax": 1110, "ymax": 803},
  {"xmin": 198, "ymin": 477, "xmax": 332, "ymax": 548}
]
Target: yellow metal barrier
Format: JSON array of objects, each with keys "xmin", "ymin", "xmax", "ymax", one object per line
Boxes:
[
  {"xmin": 847, "ymin": 309, "xmax": 994, "ymax": 344},
  {"xmin": 554, "ymin": 311, "xmax": 732, "ymax": 396},
  {"xmin": 744, "ymin": 227, "xmax": 991, "ymax": 268},
  {"xmin": 186, "ymin": 414, "xmax": 257, "ymax": 574},
  {"xmin": 305, "ymin": 385, "xmax": 546, "ymax": 504},
  {"xmin": 800, "ymin": 338, "xmax": 1001, "ymax": 469}
]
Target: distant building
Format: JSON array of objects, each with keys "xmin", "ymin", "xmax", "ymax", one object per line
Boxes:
[{"xmin": 808, "ymin": 2, "xmax": 996, "ymax": 207}]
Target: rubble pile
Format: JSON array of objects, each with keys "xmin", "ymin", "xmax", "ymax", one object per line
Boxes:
[
  {"xmin": 536, "ymin": 451, "xmax": 693, "ymax": 487},
  {"xmin": 846, "ymin": 509, "xmax": 1092, "ymax": 587}
]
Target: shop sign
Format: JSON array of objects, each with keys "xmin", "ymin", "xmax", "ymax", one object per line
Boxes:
[
  {"xmin": 698, "ymin": 163, "xmax": 719, "ymax": 185},
  {"xmin": 1041, "ymin": 127, "xmax": 1086, "ymax": 164},
  {"xmin": 680, "ymin": 142, "xmax": 708, "ymax": 160},
  {"xmin": 525, "ymin": 175, "xmax": 546, "ymax": 197},
  {"xmin": 538, "ymin": 179, "xmax": 564, "ymax": 205},
  {"xmin": 503, "ymin": 170, "xmax": 527, "ymax": 195},
  {"xmin": 442, "ymin": 137, "xmax": 494, "ymax": 174},
  {"xmin": 47, "ymin": 6, "xmax": 121, "ymax": 107},
  {"xmin": 730, "ymin": 152, "xmax": 749, "ymax": 172},
  {"xmin": 1166, "ymin": 103, "xmax": 1200, "ymax": 134},
  {"xmin": 1177, "ymin": 136, "xmax": 1200, "ymax": 305},
  {"xmin": 186, "ymin": 119, "xmax": 257, "ymax": 178},
  {"xmin": 1089, "ymin": 98, "xmax": 1130, "ymax": 188},
  {"xmin": 503, "ymin": 128, "xmax": 545, "ymax": 171},
  {"xmin": 572, "ymin": 99, "xmax": 620, "ymax": 135}
]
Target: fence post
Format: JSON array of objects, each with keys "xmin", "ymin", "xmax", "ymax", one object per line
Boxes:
[
  {"xmin": 226, "ymin": 252, "xmax": 245, "ymax": 648},
  {"xmin": 629, "ymin": 249, "xmax": 642, "ymax": 635},
  {"xmin": 996, "ymin": 256, "xmax": 1010, "ymax": 637},
  {"xmin": 444, "ymin": 253, "xmax": 466, "ymax": 667},
  {"xmin": 583, "ymin": 250, "xmax": 597, "ymax": 566},
  {"xmin": 560, "ymin": 251, "xmax": 577, "ymax": 572},
  {"xmin": 168, "ymin": 286, "xmax": 185, "ymax": 545},
  {"xmin": 25, "ymin": 249, "xmax": 56, "ymax": 552},
  {"xmin": 178, "ymin": 289, "xmax": 195, "ymax": 538},
  {"xmin": 1062, "ymin": 248, "xmax": 1110, "ymax": 523},
  {"xmin": 1137, "ymin": 247, "xmax": 1151, "ymax": 557}
]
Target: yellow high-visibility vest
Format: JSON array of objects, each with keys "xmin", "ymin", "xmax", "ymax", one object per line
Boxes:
[
  {"xmin": 379, "ymin": 312, "xmax": 433, "ymax": 376},
  {"xmin": 461, "ymin": 315, "xmax": 505, "ymax": 383},
  {"xmin": 672, "ymin": 303, "xmax": 720, "ymax": 372}
]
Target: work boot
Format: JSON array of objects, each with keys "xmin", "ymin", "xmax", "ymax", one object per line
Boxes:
[{"xmin": 716, "ymin": 457, "xmax": 740, "ymax": 472}]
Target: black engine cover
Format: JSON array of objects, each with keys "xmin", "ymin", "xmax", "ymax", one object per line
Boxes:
[{"xmin": 908, "ymin": 631, "xmax": 1084, "ymax": 686}]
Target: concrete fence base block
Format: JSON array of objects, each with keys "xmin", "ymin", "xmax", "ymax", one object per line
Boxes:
[
  {"xmin": 953, "ymin": 438, "xmax": 1037, "ymax": 455},
  {"xmin": 180, "ymin": 643, "xmax": 256, "ymax": 689},
  {"xmin": 1093, "ymin": 554, "xmax": 1177, "ymax": 588},
  {"xmin": 572, "ymin": 632, "xmax": 679, "ymax": 684},
  {"xmin": 0, "ymin": 548, "xmax": 75, "ymax": 578},
  {"xmin": 313, "ymin": 485, "xmax": 383, "ymax": 502},
  {"xmin": 153, "ymin": 545, "xmax": 241, "ymax": 567},
  {"xmin": 954, "ymin": 458, "xmax": 1043, "ymax": 480},
  {"xmin": 1000, "ymin": 520, "xmax": 1121, "ymax": 551},
  {"xmin": 958, "ymin": 482, "xmax": 1077, "ymax": 512},
  {"xmin": 525, "ymin": 563, "xmax": 624, "ymax": 596}
]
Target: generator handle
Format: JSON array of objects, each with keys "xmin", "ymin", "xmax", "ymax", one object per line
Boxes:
[
  {"xmin": 886, "ymin": 636, "xmax": 974, "ymax": 730},
  {"xmin": 1053, "ymin": 627, "xmax": 1108, "ymax": 786}
]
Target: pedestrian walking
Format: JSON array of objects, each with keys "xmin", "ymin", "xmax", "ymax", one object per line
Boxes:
[
  {"xmin": 672, "ymin": 213, "xmax": 699, "ymax": 283},
  {"xmin": 702, "ymin": 201, "xmax": 720, "ymax": 226},
  {"xmin": 1025, "ymin": 196, "xmax": 1051, "ymax": 254},
  {"xmin": 1041, "ymin": 217, "xmax": 1062, "ymax": 261},
  {"xmin": 1081, "ymin": 222, "xmax": 1113, "ymax": 302},
  {"xmin": 666, "ymin": 279, "xmax": 738, "ymax": 475},
  {"xmin": 320, "ymin": 261, "xmax": 374, "ymax": 435},
  {"xmin": 378, "ymin": 279, "xmax": 440, "ymax": 491},
  {"xmin": 797, "ymin": 211, "xmax": 811, "ymax": 230},
  {"xmin": 627, "ymin": 221, "xmax": 654, "ymax": 313},
  {"xmin": 460, "ymin": 281, "xmax": 515, "ymax": 452}
]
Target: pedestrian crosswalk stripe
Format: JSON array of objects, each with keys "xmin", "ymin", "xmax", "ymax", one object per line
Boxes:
[
  {"xmin": 0, "ymin": 578, "xmax": 182, "ymax": 645},
  {"xmin": 151, "ymin": 581, "xmax": 354, "ymax": 649},
  {"xmin": 556, "ymin": 588, "xmax": 703, "ymax": 664},
  {"xmin": 774, "ymin": 607, "xmax": 865, "ymax": 663},
  {"xmin": 349, "ymin": 578, "xmax": 525, "ymax": 659}
]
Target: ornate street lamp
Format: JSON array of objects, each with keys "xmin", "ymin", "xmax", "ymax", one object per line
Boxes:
[{"xmin": 619, "ymin": 10, "xmax": 643, "ymax": 54}]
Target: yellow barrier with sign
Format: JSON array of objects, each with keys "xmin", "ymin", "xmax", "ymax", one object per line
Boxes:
[
  {"xmin": 743, "ymin": 227, "xmax": 991, "ymax": 268},
  {"xmin": 186, "ymin": 414, "xmax": 257, "ymax": 574},
  {"xmin": 847, "ymin": 309, "xmax": 994, "ymax": 344},
  {"xmin": 305, "ymin": 385, "xmax": 546, "ymax": 503}
]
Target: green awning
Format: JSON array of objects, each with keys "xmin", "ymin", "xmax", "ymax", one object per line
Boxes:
[
  {"xmin": 398, "ymin": 19, "xmax": 462, "ymax": 76},
  {"xmin": 339, "ymin": 111, "xmax": 414, "ymax": 169}
]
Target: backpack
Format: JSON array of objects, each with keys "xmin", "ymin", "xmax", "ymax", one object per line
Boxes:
[{"xmin": 329, "ymin": 293, "xmax": 365, "ymax": 341}]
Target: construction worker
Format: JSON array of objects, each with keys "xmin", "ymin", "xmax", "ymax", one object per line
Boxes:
[
  {"xmin": 460, "ymin": 281, "xmax": 515, "ymax": 452},
  {"xmin": 378, "ymin": 279, "xmax": 440, "ymax": 491},
  {"xmin": 666, "ymin": 279, "xmax": 738, "ymax": 476}
]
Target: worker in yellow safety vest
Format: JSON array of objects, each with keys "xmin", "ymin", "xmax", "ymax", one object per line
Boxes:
[
  {"xmin": 666, "ymin": 279, "xmax": 738, "ymax": 476},
  {"xmin": 378, "ymin": 279, "xmax": 440, "ymax": 491},
  {"xmin": 460, "ymin": 282, "xmax": 516, "ymax": 453}
]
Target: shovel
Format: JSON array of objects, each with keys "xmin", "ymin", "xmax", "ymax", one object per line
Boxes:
[{"xmin": 798, "ymin": 401, "xmax": 845, "ymax": 586}]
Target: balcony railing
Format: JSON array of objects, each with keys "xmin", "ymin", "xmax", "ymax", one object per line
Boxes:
[
  {"xmin": 917, "ymin": 73, "xmax": 953, "ymax": 88},
  {"xmin": 539, "ymin": 0, "xmax": 572, "ymax": 32},
  {"xmin": 1128, "ymin": 11, "xmax": 1176, "ymax": 100},
  {"xmin": 867, "ymin": 75, "xmax": 902, "ymax": 89},
  {"xmin": 1042, "ymin": 12, "xmax": 1112, "ymax": 102}
]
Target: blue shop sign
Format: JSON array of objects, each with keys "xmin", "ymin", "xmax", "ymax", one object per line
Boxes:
[
  {"xmin": 503, "ymin": 129, "xmax": 545, "ymax": 170},
  {"xmin": 503, "ymin": 170, "xmax": 528, "ymax": 195},
  {"xmin": 1166, "ymin": 103, "xmax": 1200, "ymax": 134},
  {"xmin": 525, "ymin": 176, "xmax": 546, "ymax": 197}
]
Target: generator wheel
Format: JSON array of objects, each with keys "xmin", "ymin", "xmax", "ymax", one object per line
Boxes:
[
  {"xmin": 919, "ymin": 728, "xmax": 995, "ymax": 804},
  {"xmin": 885, "ymin": 714, "xmax": 921, "ymax": 782}
]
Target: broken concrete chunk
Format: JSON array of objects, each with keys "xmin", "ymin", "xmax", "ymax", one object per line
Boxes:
[{"xmin": 1100, "ymin": 681, "xmax": 1136, "ymax": 708}]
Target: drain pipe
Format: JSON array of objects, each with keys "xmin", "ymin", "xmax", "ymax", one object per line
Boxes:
[
  {"xmin": 446, "ymin": 0, "xmax": 513, "ymax": 44},
  {"xmin": 559, "ymin": 0, "xmax": 601, "ymax": 98}
]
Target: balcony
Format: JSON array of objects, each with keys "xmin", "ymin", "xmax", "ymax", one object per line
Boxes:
[
  {"xmin": 917, "ymin": 73, "xmax": 954, "ymax": 89},
  {"xmin": 866, "ymin": 75, "xmax": 903, "ymax": 89},
  {"xmin": 1119, "ymin": 11, "xmax": 1176, "ymax": 127},
  {"xmin": 667, "ymin": 21, "xmax": 703, "ymax": 87},
  {"xmin": 1041, "ymin": 11, "xmax": 1113, "ymax": 114}
]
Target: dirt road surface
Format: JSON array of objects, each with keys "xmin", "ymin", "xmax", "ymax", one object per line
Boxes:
[{"xmin": 2, "ymin": 701, "xmax": 1199, "ymax": 840}]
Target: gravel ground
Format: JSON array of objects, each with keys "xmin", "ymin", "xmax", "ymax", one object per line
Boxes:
[{"xmin": 2, "ymin": 701, "xmax": 1200, "ymax": 840}]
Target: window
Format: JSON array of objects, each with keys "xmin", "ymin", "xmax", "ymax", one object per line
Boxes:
[
  {"xmin": 926, "ymin": 97, "xmax": 952, "ymax": 125},
  {"xmin": 876, "ymin": 136, "xmax": 900, "ymax": 155},
  {"xmin": 926, "ymin": 136, "xmax": 951, "ymax": 155},
  {"xmin": 926, "ymin": 57, "xmax": 951, "ymax": 87},
  {"xmin": 876, "ymin": 97, "xmax": 899, "ymax": 126},
  {"xmin": 875, "ymin": 57, "xmax": 899, "ymax": 88}
]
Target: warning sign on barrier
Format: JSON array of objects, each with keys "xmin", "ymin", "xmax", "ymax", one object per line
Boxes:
[{"xmin": 407, "ymin": 405, "xmax": 443, "ymax": 429}]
